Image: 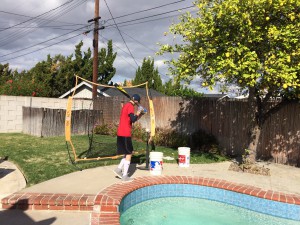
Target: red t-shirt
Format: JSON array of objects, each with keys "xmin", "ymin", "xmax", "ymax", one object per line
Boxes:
[{"xmin": 117, "ymin": 102, "xmax": 135, "ymax": 137}]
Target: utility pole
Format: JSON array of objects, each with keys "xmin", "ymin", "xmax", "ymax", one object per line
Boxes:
[
  {"xmin": 92, "ymin": 0, "xmax": 99, "ymax": 99},
  {"xmin": 88, "ymin": 0, "xmax": 104, "ymax": 99}
]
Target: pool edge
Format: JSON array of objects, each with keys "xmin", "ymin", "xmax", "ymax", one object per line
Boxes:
[{"xmin": 91, "ymin": 175, "xmax": 300, "ymax": 225}]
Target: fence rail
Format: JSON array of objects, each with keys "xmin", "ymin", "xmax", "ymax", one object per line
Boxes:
[{"xmin": 22, "ymin": 97, "xmax": 300, "ymax": 166}]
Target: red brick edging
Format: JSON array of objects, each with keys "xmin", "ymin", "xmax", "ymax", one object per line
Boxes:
[
  {"xmin": 1, "ymin": 193, "xmax": 95, "ymax": 211},
  {"xmin": 2, "ymin": 176, "xmax": 300, "ymax": 225}
]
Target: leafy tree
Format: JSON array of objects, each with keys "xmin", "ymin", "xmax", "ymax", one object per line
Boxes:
[
  {"xmin": 132, "ymin": 57, "xmax": 163, "ymax": 92},
  {"xmin": 162, "ymin": 79, "xmax": 203, "ymax": 97},
  {"xmin": 0, "ymin": 63, "xmax": 48, "ymax": 97},
  {"xmin": 158, "ymin": 0, "xmax": 300, "ymax": 163},
  {"xmin": 73, "ymin": 41, "xmax": 93, "ymax": 81},
  {"xmin": 97, "ymin": 40, "xmax": 116, "ymax": 84},
  {"xmin": 27, "ymin": 42, "xmax": 93, "ymax": 97},
  {"xmin": 0, "ymin": 63, "xmax": 14, "ymax": 84}
]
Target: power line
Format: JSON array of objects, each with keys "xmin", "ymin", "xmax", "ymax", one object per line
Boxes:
[
  {"xmin": 104, "ymin": 5, "xmax": 195, "ymax": 29},
  {"xmin": 0, "ymin": 25, "xmax": 88, "ymax": 59},
  {"xmin": 106, "ymin": 10, "xmax": 197, "ymax": 31},
  {"xmin": 0, "ymin": 0, "xmax": 76, "ymax": 32},
  {"xmin": 0, "ymin": 10, "xmax": 86, "ymax": 27},
  {"xmin": 0, "ymin": 6, "xmax": 194, "ymax": 61},
  {"xmin": 0, "ymin": 32, "xmax": 83, "ymax": 63},
  {"xmin": 100, "ymin": 34, "xmax": 138, "ymax": 70},
  {"xmin": 0, "ymin": 0, "xmax": 87, "ymax": 47},
  {"xmin": 0, "ymin": 25, "xmax": 88, "ymax": 31},
  {"xmin": 0, "ymin": 2, "xmax": 196, "ymax": 66},
  {"xmin": 105, "ymin": 0, "xmax": 186, "ymax": 21},
  {"xmin": 104, "ymin": 0, "xmax": 139, "ymax": 67}
]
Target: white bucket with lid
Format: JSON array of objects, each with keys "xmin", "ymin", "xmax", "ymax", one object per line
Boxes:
[
  {"xmin": 178, "ymin": 147, "xmax": 190, "ymax": 167},
  {"xmin": 150, "ymin": 152, "xmax": 163, "ymax": 175}
]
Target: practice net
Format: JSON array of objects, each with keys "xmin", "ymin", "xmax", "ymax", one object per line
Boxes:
[{"xmin": 65, "ymin": 75, "xmax": 155, "ymax": 163}]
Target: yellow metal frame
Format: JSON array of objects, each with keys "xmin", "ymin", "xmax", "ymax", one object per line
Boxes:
[{"xmin": 65, "ymin": 75, "xmax": 155, "ymax": 162}]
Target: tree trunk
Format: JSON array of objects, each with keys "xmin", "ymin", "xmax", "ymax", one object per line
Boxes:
[
  {"xmin": 247, "ymin": 124, "xmax": 261, "ymax": 164},
  {"xmin": 246, "ymin": 87, "xmax": 260, "ymax": 164}
]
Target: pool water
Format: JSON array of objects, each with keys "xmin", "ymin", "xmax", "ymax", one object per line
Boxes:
[{"xmin": 120, "ymin": 197, "xmax": 300, "ymax": 225}]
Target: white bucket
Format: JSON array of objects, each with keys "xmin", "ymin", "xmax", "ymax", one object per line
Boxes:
[
  {"xmin": 150, "ymin": 152, "xmax": 163, "ymax": 175},
  {"xmin": 178, "ymin": 147, "xmax": 190, "ymax": 167}
]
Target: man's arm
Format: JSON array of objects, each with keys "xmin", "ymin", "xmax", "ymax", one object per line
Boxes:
[{"xmin": 129, "ymin": 111, "xmax": 143, "ymax": 123}]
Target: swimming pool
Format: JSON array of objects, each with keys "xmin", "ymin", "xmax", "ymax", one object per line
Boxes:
[
  {"xmin": 121, "ymin": 197, "xmax": 300, "ymax": 225},
  {"xmin": 119, "ymin": 184, "xmax": 300, "ymax": 224},
  {"xmin": 91, "ymin": 176, "xmax": 300, "ymax": 225}
]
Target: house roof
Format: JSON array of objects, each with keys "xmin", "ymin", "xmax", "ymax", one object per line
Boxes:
[
  {"xmin": 98, "ymin": 86, "xmax": 165, "ymax": 98},
  {"xmin": 59, "ymin": 81, "xmax": 165, "ymax": 99},
  {"xmin": 202, "ymin": 94, "xmax": 227, "ymax": 98},
  {"xmin": 59, "ymin": 81, "xmax": 229, "ymax": 99}
]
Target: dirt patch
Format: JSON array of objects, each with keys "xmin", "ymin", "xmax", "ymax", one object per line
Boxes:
[{"xmin": 228, "ymin": 161, "xmax": 271, "ymax": 176}]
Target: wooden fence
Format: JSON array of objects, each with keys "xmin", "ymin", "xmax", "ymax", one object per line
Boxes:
[{"xmin": 22, "ymin": 97, "xmax": 300, "ymax": 166}]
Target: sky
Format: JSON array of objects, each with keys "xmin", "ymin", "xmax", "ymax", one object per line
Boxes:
[{"xmin": 0, "ymin": 0, "xmax": 221, "ymax": 94}]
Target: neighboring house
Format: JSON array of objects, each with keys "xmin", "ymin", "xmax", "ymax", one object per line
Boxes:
[
  {"xmin": 59, "ymin": 81, "xmax": 165, "ymax": 99},
  {"xmin": 59, "ymin": 81, "xmax": 229, "ymax": 99},
  {"xmin": 202, "ymin": 93, "xmax": 227, "ymax": 99}
]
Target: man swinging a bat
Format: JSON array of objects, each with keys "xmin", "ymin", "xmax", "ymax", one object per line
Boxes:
[{"xmin": 113, "ymin": 94, "xmax": 147, "ymax": 182}]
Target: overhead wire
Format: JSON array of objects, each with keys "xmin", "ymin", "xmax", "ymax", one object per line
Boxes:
[
  {"xmin": 100, "ymin": 33, "xmax": 139, "ymax": 70},
  {"xmin": 0, "ymin": 6, "xmax": 192, "ymax": 62},
  {"xmin": 0, "ymin": 10, "xmax": 86, "ymax": 28},
  {"xmin": 105, "ymin": 10, "xmax": 198, "ymax": 29},
  {"xmin": 0, "ymin": 25, "xmax": 88, "ymax": 32},
  {"xmin": 0, "ymin": 0, "xmax": 75, "ymax": 32},
  {"xmin": 0, "ymin": 25, "xmax": 89, "ymax": 59},
  {"xmin": 0, "ymin": 0, "xmax": 88, "ymax": 47},
  {"xmin": 0, "ymin": 32, "xmax": 83, "ymax": 63},
  {"xmin": 105, "ymin": 0, "xmax": 186, "ymax": 21},
  {"xmin": 1, "ymin": 1, "xmax": 195, "ymax": 66},
  {"xmin": 104, "ymin": 5, "xmax": 195, "ymax": 29},
  {"xmin": 103, "ymin": 0, "xmax": 139, "ymax": 68}
]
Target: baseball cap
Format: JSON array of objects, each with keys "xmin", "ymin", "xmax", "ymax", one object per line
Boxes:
[{"xmin": 132, "ymin": 94, "xmax": 141, "ymax": 103}]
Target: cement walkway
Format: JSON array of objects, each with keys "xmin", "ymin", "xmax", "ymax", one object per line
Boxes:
[{"xmin": 1, "ymin": 160, "xmax": 300, "ymax": 225}]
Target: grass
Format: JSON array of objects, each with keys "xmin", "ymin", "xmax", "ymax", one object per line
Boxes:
[{"xmin": 0, "ymin": 133, "xmax": 228, "ymax": 187}]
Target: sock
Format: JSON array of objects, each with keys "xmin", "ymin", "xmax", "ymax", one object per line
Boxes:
[
  {"xmin": 123, "ymin": 160, "xmax": 130, "ymax": 176},
  {"xmin": 118, "ymin": 158, "xmax": 125, "ymax": 169}
]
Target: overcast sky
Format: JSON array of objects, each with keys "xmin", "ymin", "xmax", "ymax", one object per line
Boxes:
[{"xmin": 0, "ymin": 0, "xmax": 222, "ymax": 94}]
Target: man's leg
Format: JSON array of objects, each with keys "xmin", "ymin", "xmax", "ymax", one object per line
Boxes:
[
  {"xmin": 113, "ymin": 155, "xmax": 125, "ymax": 178},
  {"xmin": 122, "ymin": 154, "xmax": 132, "ymax": 177},
  {"xmin": 118, "ymin": 156, "xmax": 126, "ymax": 169}
]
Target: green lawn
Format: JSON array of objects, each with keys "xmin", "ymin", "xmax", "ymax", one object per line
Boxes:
[{"xmin": 0, "ymin": 133, "xmax": 227, "ymax": 187}]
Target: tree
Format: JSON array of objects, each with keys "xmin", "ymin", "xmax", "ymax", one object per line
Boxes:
[
  {"xmin": 158, "ymin": 0, "xmax": 300, "ymax": 164},
  {"xmin": 73, "ymin": 41, "xmax": 93, "ymax": 81},
  {"xmin": 132, "ymin": 57, "xmax": 163, "ymax": 92},
  {"xmin": 0, "ymin": 63, "xmax": 14, "ymax": 84},
  {"xmin": 98, "ymin": 40, "xmax": 117, "ymax": 84}
]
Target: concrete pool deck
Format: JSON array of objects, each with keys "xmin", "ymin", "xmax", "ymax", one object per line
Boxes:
[{"xmin": 1, "ymin": 160, "xmax": 300, "ymax": 224}]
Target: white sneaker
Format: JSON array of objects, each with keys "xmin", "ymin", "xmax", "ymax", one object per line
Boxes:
[
  {"xmin": 121, "ymin": 175, "xmax": 134, "ymax": 182},
  {"xmin": 113, "ymin": 168, "xmax": 122, "ymax": 178}
]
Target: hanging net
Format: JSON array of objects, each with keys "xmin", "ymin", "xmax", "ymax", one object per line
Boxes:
[{"xmin": 65, "ymin": 75, "xmax": 155, "ymax": 162}]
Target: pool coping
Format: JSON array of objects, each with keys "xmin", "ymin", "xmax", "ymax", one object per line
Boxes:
[
  {"xmin": 2, "ymin": 175, "xmax": 300, "ymax": 225},
  {"xmin": 92, "ymin": 175, "xmax": 300, "ymax": 225}
]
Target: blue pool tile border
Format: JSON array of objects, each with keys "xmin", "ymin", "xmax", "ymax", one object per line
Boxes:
[{"xmin": 119, "ymin": 184, "xmax": 300, "ymax": 221}]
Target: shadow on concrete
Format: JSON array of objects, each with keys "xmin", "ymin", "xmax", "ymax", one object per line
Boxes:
[
  {"xmin": 0, "ymin": 168, "xmax": 15, "ymax": 179},
  {"xmin": 112, "ymin": 163, "xmax": 138, "ymax": 179},
  {"xmin": 0, "ymin": 199, "xmax": 56, "ymax": 225}
]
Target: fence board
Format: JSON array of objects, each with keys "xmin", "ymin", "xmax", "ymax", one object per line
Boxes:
[{"xmin": 22, "ymin": 97, "xmax": 300, "ymax": 166}]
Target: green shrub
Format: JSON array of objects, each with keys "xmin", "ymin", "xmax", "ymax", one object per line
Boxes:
[
  {"xmin": 189, "ymin": 129, "xmax": 221, "ymax": 154},
  {"xmin": 94, "ymin": 123, "xmax": 118, "ymax": 136},
  {"xmin": 94, "ymin": 124, "xmax": 221, "ymax": 154},
  {"xmin": 153, "ymin": 128, "xmax": 188, "ymax": 148},
  {"xmin": 132, "ymin": 123, "xmax": 147, "ymax": 141},
  {"xmin": 93, "ymin": 123, "xmax": 147, "ymax": 141}
]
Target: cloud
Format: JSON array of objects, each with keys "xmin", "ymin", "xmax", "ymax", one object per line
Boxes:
[{"xmin": 0, "ymin": 0, "xmax": 207, "ymax": 91}]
